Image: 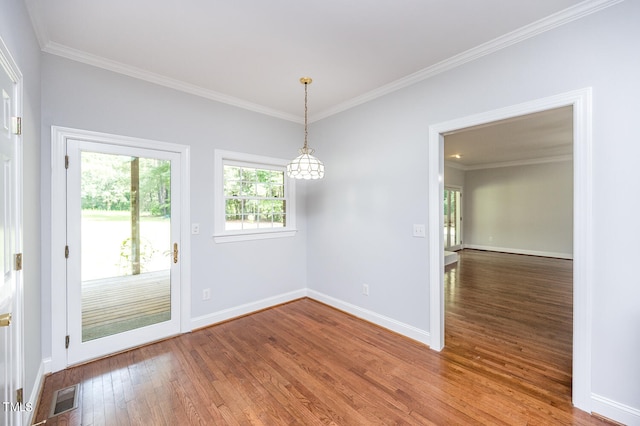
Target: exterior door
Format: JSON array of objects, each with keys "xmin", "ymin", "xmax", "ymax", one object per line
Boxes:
[
  {"xmin": 0, "ymin": 39, "xmax": 23, "ymax": 426},
  {"xmin": 65, "ymin": 139, "xmax": 181, "ymax": 365},
  {"xmin": 444, "ymin": 187, "xmax": 462, "ymax": 251}
]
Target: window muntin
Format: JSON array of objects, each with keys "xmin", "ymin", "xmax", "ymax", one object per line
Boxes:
[
  {"xmin": 214, "ymin": 150, "xmax": 296, "ymax": 242},
  {"xmin": 223, "ymin": 165, "xmax": 286, "ymax": 230}
]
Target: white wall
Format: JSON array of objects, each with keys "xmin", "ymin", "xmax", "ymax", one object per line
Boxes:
[
  {"xmin": 463, "ymin": 161, "xmax": 573, "ymax": 258},
  {"xmin": 444, "ymin": 164, "xmax": 465, "ymax": 188},
  {"xmin": 307, "ymin": 1, "xmax": 640, "ymax": 422},
  {"xmin": 0, "ymin": 0, "xmax": 43, "ymax": 406},
  {"xmin": 40, "ymin": 54, "xmax": 309, "ymax": 357}
]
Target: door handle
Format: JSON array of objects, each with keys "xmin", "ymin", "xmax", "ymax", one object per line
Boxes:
[
  {"xmin": 173, "ymin": 243, "xmax": 178, "ymax": 264},
  {"xmin": 0, "ymin": 312, "xmax": 11, "ymax": 327}
]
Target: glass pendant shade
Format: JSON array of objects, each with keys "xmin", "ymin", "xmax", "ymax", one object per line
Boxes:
[
  {"xmin": 287, "ymin": 76, "xmax": 324, "ymax": 180},
  {"xmin": 286, "ymin": 147, "xmax": 325, "ymax": 180}
]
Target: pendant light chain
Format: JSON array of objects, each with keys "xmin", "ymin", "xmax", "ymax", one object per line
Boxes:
[{"xmin": 303, "ymin": 81, "xmax": 309, "ymax": 152}]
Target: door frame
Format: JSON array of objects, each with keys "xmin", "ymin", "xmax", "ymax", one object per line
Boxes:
[
  {"xmin": 50, "ymin": 126, "xmax": 191, "ymax": 372},
  {"xmin": 427, "ymin": 88, "xmax": 593, "ymax": 411},
  {"xmin": 0, "ymin": 36, "xmax": 24, "ymax": 425}
]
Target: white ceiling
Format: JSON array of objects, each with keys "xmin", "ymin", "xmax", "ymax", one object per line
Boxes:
[
  {"xmin": 24, "ymin": 0, "xmax": 607, "ymax": 123},
  {"xmin": 444, "ymin": 106, "xmax": 574, "ymax": 168}
]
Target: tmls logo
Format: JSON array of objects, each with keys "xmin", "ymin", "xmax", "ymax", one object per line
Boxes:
[{"xmin": 3, "ymin": 401, "xmax": 34, "ymax": 412}]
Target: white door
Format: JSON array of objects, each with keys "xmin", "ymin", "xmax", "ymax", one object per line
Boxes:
[
  {"xmin": 65, "ymin": 139, "xmax": 181, "ymax": 365},
  {"xmin": 0, "ymin": 39, "xmax": 23, "ymax": 426}
]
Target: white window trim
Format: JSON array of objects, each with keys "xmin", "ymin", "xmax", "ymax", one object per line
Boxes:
[{"xmin": 214, "ymin": 149, "xmax": 296, "ymax": 243}]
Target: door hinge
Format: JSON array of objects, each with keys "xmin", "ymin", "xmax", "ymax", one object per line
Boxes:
[
  {"xmin": 65, "ymin": 245, "xmax": 69, "ymax": 259},
  {"xmin": 65, "ymin": 155, "xmax": 69, "ymax": 169},
  {"xmin": 65, "ymin": 335, "xmax": 70, "ymax": 349},
  {"xmin": 16, "ymin": 388, "xmax": 23, "ymax": 405},
  {"xmin": 11, "ymin": 116, "xmax": 21, "ymax": 135},
  {"xmin": 14, "ymin": 253, "xmax": 22, "ymax": 271}
]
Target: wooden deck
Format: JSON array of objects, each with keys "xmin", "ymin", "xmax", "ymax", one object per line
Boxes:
[
  {"xmin": 82, "ymin": 271, "xmax": 170, "ymax": 341},
  {"xmin": 35, "ymin": 251, "xmax": 616, "ymax": 425}
]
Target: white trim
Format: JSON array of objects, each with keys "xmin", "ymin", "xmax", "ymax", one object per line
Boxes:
[
  {"xmin": 43, "ymin": 42, "xmax": 302, "ymax": 124},
  {"xmin": 23, "ymin": 359, "xmax": 46, "ymax": 425},
  {"xmin": 428, "ymin": 88, "xmax": 593, "ymax": 412},
  {"xmin": 41, "ymin": 357, "xmax": 52, "ymax": 375},
  {"xmin": 23, "ymin": 0, "xmax": 50, "ymax": 49},
  {"xmin": 445, "ymin": 154, "xmax": 572, "ymax": 171},
  {"xmin": 191, "ymin": 289, "xmax": 432, "ymax": 347},
  {"xmin": 50, "ymin": 126, "xmax": 191, "ymax": 372},
  {"xmin": 213, "ymin": 149, "xmax": 297, "ymax": 243},
  {"xmin": 307, "ymin": 290, "xmax": 431, "ymax": 346},
  {"xmin": 312, "ymin": 0, "xmax": 621, "ymax": 122},
  {"xmin": 1, "ymin": 35, "xmax": 25, "ymax": 426},
  {"xmin": 190, "ymin": 289, "xmax": 307, "ymax": 330},
  {"xmin": 24, "ymin": 0, "xmax": 620, "ymax": 122},
  {"xmin": 463, "ymin": 244, "xmax": 573, "ymax": 260},
  {"xmin": 591, "ymin": 393, "xmax": 640, "ymax": 426}
]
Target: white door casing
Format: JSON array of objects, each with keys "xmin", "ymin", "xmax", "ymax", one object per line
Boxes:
[
  {"xmin": 0, "ymin": 37, "xmax": 24, "ymax": 426},
  {"xmin": 51, "ymin": 127, "xmax": 191, "ymax": 372},
  {"xmin": 427, "ymin": 88, "xmax": 593, "ymax": 411}
]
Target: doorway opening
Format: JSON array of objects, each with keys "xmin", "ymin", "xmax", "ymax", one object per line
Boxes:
[{"xmin": 427, "ymin": 88, "xmax": 593, "ymax": 411}]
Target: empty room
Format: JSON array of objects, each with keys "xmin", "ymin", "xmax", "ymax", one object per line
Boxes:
[
  {"xmin": 1, "ymin": 0, "xmax": 639, "ymax": 425},
  {"xmin": 442, "ymin": 106, "xmax": 577, "ymax": 418}
]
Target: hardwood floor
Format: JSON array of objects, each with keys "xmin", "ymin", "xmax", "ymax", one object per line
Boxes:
[
  {"xmin": 444, "ymin": 249, "xmax": 575, "ymax": 407},
  {"xmin": 35, "ymin": 251, "xmax": 614, "ymax": 425},
  {"xmin": 82, "ymin": 271, "xmax": 170, "ymax": 341}
]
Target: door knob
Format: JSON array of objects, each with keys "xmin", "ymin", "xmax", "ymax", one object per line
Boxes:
[{"xmin": 0, "ymin": 312, "xmax": 11, "ymax": 327}]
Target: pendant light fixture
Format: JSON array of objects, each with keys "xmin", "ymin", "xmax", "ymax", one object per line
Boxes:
[{"xmin": 286, "ymin": 77, "xmax": 325, "ymax": 180}]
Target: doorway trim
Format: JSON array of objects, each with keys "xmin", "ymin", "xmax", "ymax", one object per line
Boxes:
[
  {"xmin": 50, "ymin": 126, "xmax": 191, "ymax": 372},
  {"xmin": 0, "ymin": 36, "xmax": 24, "ymax": 426},
  {"xmin": 427, "ymin": 87, "xmax": 593, "ymax": 411}
]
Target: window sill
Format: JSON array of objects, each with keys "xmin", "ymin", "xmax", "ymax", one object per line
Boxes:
[{"xmin": 213, "ymin": 229, "xmax": 297, "ymax": 243}]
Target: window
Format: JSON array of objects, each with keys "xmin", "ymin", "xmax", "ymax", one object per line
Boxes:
[{"xmin": 214, "ymin": 150, "xmax": 296, "ymax": 242}]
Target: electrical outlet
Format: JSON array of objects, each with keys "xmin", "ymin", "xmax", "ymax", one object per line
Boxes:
[
  {"xmin": 192, "ymin": 223, "xmax": 200, "ymax": 234},
  {"xmin": 362, "ymin": 284, "xmax": 369, "ymax": 296},
  {"xmin": 202, "ymin": 288, "xmax": 211, "ymax": 300}
]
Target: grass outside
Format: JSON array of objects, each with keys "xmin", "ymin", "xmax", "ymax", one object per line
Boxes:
[{"xmin": 81, "ymin": 210, "xmax": 171, "ymax": 281}]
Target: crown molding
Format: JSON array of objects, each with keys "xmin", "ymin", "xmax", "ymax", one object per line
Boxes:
[
  {"xmin": 23, "ymin": 0, "xmax": 50, "ymax": 49},
  {"xmin": 445, "ymin": 154, "xmax": 572, "ymax": 171},
  {"xmin": 311, "ymin": 0, "xmax": 623, "ymax": 122},
  {"xmin": 26, "ymin": 0, "xmax": 622, "ymax": 123},
  {"xmin": 41, "ymin": 41, "xmax": 303, "ymax": 124}
]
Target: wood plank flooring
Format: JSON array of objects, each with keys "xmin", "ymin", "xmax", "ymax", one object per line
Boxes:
[
  {"xmin": 82, "ymin": 272, "xmax": 170, "ymax": 341},
  {"xmin": 35, "ymin": 251, "xmax": 615, "ymax": 425}
]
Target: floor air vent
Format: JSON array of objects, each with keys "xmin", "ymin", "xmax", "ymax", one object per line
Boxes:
[{"xmin": 49, "ymin": 384, "xmax": 80, "ymax": 417}]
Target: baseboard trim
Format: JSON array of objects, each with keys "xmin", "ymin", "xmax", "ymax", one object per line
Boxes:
[
  {"xmin": 307, "ymin": 290, "xmax": 431, "ymax": 347},
  {"xmin": 190, "ymin": 289, "xmax": 308, "ymax": 330},
  {"xmin": 463, "ymin": 244, "xmax": 573, "ymax": 260},
  {"xmin": 591, "ymin": 393, "xmax": 640, "ymax": 426},
  {"xmin": 190, "ymin": 288, "xmax": 430, "ymax": 347},
  {"xmin": 24, "ymin": 359, "xmax": 48, "ymax": 425}
]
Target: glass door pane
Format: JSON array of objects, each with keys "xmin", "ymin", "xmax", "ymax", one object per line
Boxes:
[
  {"xmin": 66, "ymin": 139, "xmax": 181, "ymax": 367},
  {"xmin": 444, "ymin": 188, "xmax": 462, "ymax": 250},
  {"xmin": 80, "ymin": 152, "xmax": 172, "ymax": 342}
]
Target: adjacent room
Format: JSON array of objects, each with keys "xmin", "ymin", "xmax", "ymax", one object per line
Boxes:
[{"xmin": 442, "ymin": 105, "xmax": 575, "ymax": 408}]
